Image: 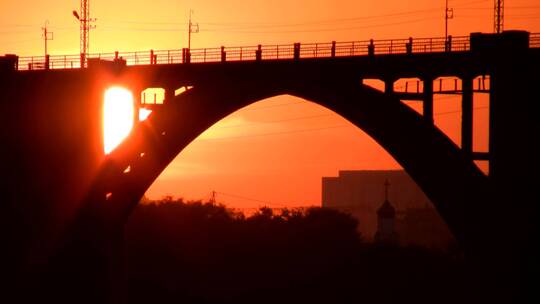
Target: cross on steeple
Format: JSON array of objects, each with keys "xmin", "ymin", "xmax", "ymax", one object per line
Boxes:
[{"xmin": 384, "ymin": 179, "xmax": 390, "ymax": 201}]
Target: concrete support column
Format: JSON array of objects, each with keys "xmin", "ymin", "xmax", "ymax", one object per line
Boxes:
[
  {"xmin": 461, "ymin": 77, "xmax": 473, "ymax": 157},
  {"xmin": 164, "ymin": 87, "xmax": 175, "ymax": 104},
  {"xmin": 133, "ymin": 88, "xmax": 142, "ymax": 123},
  {"xmin": 384, "ymin": 79, "xmax": 394, "ymax": 95},
  {"xmin": 487, "ymin": 38, "xmax": 537, "ymax": 300},
  {"xmin": 423, "ymin": 78, "xmax": 434, "ymax": 124}
]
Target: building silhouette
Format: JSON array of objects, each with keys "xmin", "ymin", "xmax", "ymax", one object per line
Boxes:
[{"xmin": 322, "ymin": 170, "xmax": 455, "ymax": 248}]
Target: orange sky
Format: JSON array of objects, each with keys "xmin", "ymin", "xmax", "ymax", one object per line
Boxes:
[{"xmin": 2, "ymin": 0, "xmax": 540, "ymax": 209}]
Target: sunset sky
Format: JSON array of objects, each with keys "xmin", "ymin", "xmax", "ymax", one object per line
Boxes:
[{"xmin": 2, "ymin": 0, "xmax": 540, "ymax": 209}]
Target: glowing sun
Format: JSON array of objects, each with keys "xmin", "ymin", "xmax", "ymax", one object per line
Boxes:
[{"xmin": 103, "ymin": 87, "xmax": 134, "ymax": 154}]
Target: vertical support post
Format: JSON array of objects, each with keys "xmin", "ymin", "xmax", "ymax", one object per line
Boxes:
[
  {"xmin": 164, "ymin": 87, "xmax": 174, "ymax": 105},
  {"xmin": 45, "ymin": 55, "xmax": 50, "ymax": 70},
  {"xmin": 134, "ymin": 89, "xmax": 141, "ymax": 123},
  {"xmin": 462, "ymin": 77, "xmax": 474, "ymax": 157},
  {"xmin": 423, "ymin": 78, "xmax": 434, "ymax": 124},
  {"xmin": 331, "ymin": 41, "xmax": 336, "ymax": 58},
  {"xmin": 221, "ymin": 46, "xmax": 226, "ymax": 62},
  {"xmin": 256, "ymin": 44, "xmax": 262, "ymax": 61},
  {"xmin": 150, "ymin": 50, "xmax": 154, "ymax": 65},
  {"xmin": 406, "ymin": 37, "xmax": 413, "ymax": 54},
  {"xmin": 385, "ymin": 79, "xmax": 394, "ymax": 95},
  {"xmin": 182, "ymin": 48, "xmax": 187, "ymax": 63},
  {"xmin": 368, "ymin": 39, "xmax": 375, "ymax": 56},
  {"xmin": 293, "ymin": 43, "xmax": 301, "ymax": 60},
  {"xmin": 80, "ymin": 53, "xmax": 85, "ymax": 68}
]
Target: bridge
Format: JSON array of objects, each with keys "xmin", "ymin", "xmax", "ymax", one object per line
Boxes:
[
  {"xmin": 1, "ymin": 31, "xmax": 538, "ymax": 302},
  {"xmin": 9, "ymin": 32, "xmax": 540, "ymax": 70}
]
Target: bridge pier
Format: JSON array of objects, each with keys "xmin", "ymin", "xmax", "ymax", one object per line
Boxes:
[
  {"xmin": 461, "ymin": 76, "xmax": 473, "ymax": 157},
  {"xmin": 482, "ymin": 31, "xmax": 537, "ymax": 301},
  {"xmin": 165, "ymin": 87, "xmax": 175, "ymax": 104},
  {"xmin": 422, "ymin": 77, "xmax": 434, "ymax": 124},
  {"xmin": 384, "ymin": 79, "xmax": 394, "ymax": 95}
]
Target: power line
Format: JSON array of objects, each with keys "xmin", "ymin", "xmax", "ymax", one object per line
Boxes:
[
  {"xmin": 217, "ymin": 114, "xmax": 333, "ymax": 129},
  {"xmin": 202, "ymin": 9, "xmax": 442, "ymax": 29},
  {"xmin": 243, "ymin": 101, "xmax": 305, "ymax": 111},
  {"xmin": 201, "ymin": 17, "xmax": 441, "ymax": 34},
  {"xmin": 200, "ymin": 106, "xmax": 489, "ymax": 142},
  {"xmin": 96, "ymin": 16, "xmax": 440, "ymax": 34},
  {"xmin": 88, "ymin": 1, "xmax": 540, "ymax": 36},
  {"xmin": 99, "ymin": 8, "xmax": 441, "ymax": 28},
  {"xmin": 200, "ymin": 125, "xmax": 350, "ymax": 141},
  {"xmin": 215, "ymin": 191, "xmax": 290, "ymax": 207}
]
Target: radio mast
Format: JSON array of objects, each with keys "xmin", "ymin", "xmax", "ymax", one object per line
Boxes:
[
  {"xmin": 494, "ymin": 0, "xmax": 504, "ymax": 33},
  {"xmin": 73, "ymin": 0, "xmax": 96, "ymax": 67}
]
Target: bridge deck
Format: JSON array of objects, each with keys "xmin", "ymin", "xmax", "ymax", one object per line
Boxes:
[{"xmin": 11, "ymin": 32, "xmax": 540, "ymax": 71}]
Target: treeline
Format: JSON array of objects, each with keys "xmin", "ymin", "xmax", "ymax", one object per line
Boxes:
[{"xmin": 125, "ymin": 197, "xmax": 471, "ymax": 304}]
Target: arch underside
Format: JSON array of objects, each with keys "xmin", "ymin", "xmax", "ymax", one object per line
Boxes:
[{"xmin": 81, "ymin": 74, "xmax": 490, "ymax": 253}]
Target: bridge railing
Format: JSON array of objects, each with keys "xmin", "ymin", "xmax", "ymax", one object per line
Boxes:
[
  {"xmin": 14, "ymin": 34, "xmax": 537, "ymax": 71},
  {"xmin": 531, "ymin": 33, "xmax": 540, "ymax": 48}
]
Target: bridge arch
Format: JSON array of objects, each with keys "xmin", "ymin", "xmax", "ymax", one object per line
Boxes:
[{"xmin": 82, "ymin": 74, "xmax": 490, "ymax": 254}]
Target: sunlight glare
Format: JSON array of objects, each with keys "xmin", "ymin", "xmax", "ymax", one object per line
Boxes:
[
  {"xmin": 103, "ymin": 87, "xmax": 134, "ymax": 154},
  {"xmin": 139, "ymin": 108, "xmax": 152, "ymax": 121}
]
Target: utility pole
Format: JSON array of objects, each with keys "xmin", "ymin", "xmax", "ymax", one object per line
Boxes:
[
  {"xmin": 41, "ymin": 21, "xmax": 54, "ymax": 58},
  {"xmin": 73, "ymin": 0, "xmax": 96, "ymax": 67},
  {"xmin": 210, "ymin": 190, "xmax": 216, "ymax": 204},
  {"xmin": 188, "ymin": 9, "xmax": 199, "ymax": 50},
  {"xmin": 494, "ymin": 0, "xmax": 504, "ymax": 33},
  {"xmin": 445, "ymin": 0, "xmax": 454, "ymax": 43}
]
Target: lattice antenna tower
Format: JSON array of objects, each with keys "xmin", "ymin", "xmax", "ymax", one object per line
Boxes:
[
  {"xmin": 495, "ymin": 0, "xmax": 504, "ymax": 33},
  {"xmin": 73, "ymin": 0, "xmax": 96, "ymax": 67}
]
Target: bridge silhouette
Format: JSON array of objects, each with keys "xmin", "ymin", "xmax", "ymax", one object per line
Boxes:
[
  {"xmin": 1, "ymin": 31, "xmax": 538, "ymax": 302},
  {"xmin": 11, "ymin": 32, "xmax": 540, "ymax": 69}
]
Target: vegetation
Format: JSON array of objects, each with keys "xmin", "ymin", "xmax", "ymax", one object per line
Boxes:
[{"xmin": 125, "ymin": 197, "xmax": 470, "ymax": 304}]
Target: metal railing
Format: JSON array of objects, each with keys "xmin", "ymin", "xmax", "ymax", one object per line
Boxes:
[
  {"xmin": 530, "ymin": 33, "xmax": 540, "ymax": 48},
  {"xmin": 14, "ymin": 33, "xmax": 539, "ymax": 71}
]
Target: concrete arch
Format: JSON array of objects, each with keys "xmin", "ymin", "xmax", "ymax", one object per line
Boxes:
[{"xmin": 81, "ymin": 74, "xmax": 489, "ymax": 254}]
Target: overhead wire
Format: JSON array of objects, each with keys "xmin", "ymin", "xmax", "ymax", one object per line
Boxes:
[
  {"xmin": 200, "ymin": 105, "xmax": 489, "ymax": 142},
  {"xmin": 215, "ymin": 191, "xmax": 292, "ymax": 208},
  {"xmin": 75, "ymin": 1, "xmax": 539, "ymax": 35}
]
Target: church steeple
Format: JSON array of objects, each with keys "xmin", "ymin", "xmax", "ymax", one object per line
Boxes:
[
  {"xmin": 375, "ymin": 179, "xmax": 398, "ymax": 244},
  {"xmin": 377, "ymin": 179, "xmax": 396, "ymax": 218}
]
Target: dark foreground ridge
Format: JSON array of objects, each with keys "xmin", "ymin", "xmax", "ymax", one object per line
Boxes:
[{"xmin": 124, "ymin": 198, "xmax": 475, "ymax": 304}]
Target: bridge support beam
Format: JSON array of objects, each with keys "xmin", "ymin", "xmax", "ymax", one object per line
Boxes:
[
  {"xmin": 487, "ymin": 40, "xmax": 537, "ymax": 301},
  {"xmin": 164, "ymin": 87, "xmax": 175, "ymax": 104},
  {"xmin": 461, "ymin": 77, "xmax": 473, "ymax": 157},
  {"xmin": 423, "ymin": 78, "xmax": 434, "ymax": 124},
  {"xmin": 384, "ymin": 79, "xmax": 394, "ymax": 95}
]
